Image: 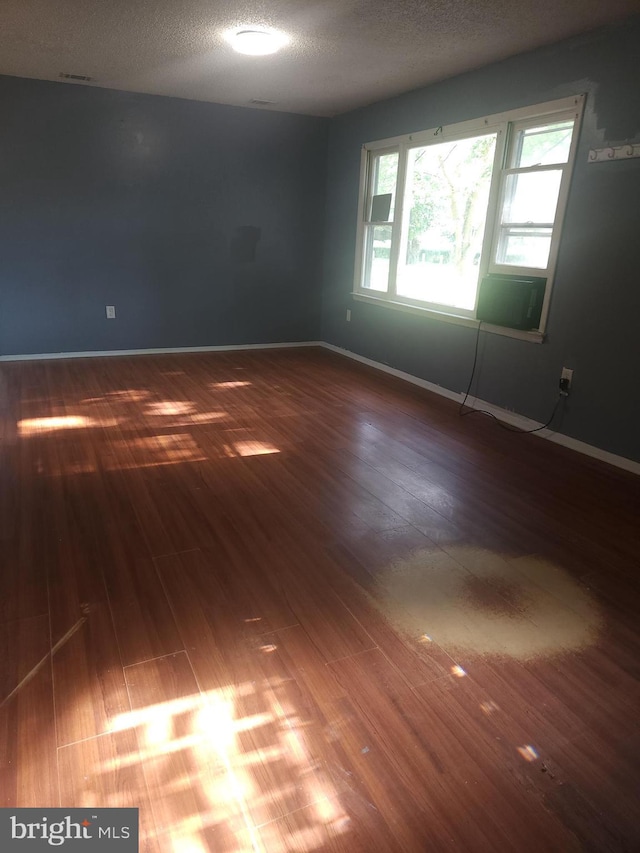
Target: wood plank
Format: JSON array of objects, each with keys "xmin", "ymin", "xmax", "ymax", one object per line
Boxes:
[
  {"xmin": 0, "ymin": 615, "xmax": 58, "ymax": 807},
  {"xmin": 157, "ymin": 545, "xmax": 374, "ymax": 673},
  {"xmin": 124, "ymin": 651, "xmax": 256, "ymax": 850},
  {"xmin": 258, "ymin": 788, "xmax": 399, "ymax": 852},
  {"xmin": 0, "ymin": 614, "xmax": 50, "ymax": 703},
  {"xmin": 102, "ymin": 550, "xmax": 183, "ymax": 667},
  {"xmin": 58, "ymin": 729, "xmax": 161, "ymax": 852},
  {"xmin": 415, "ymin": 672, "xmax": 640, "ymax": 851},
  {"xmin": 245, "ymin": 539, "xmax": 378, "ymax": 665},
  {"xmin": 219, "ymin": 623, "xmax": 354, "ymax": 808},
  {"xmin": 328, "ymin": 649, "xmax": 581, "ymax": 851},
  {"xmin": 52, "ymin": 600, "xmax": 130, "ymax": 748},
  {"xmin": 153, "ymin": 552, "xmax": 356, "ymax": 830},
  {"xmin": 0, "ymin": 451, "xmax": 53, "ymax": 623},
  {"xmin": 326, "ymin": 542, "xmax": 458, "ymax": 686}
]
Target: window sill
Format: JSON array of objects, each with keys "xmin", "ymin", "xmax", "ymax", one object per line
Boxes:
[{"xmin": 352, "ymin": 292, "xmax": 545, "ymax": 343}]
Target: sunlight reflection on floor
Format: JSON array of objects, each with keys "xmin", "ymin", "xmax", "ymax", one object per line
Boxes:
[
  {"xmin": 18, "ymin": 415, "xmax": 120, "ymax": 435},
  {"xmin": 210, "ymin": 381, "xmax": 252, "ymax": 389},
  {"xmin": 145, "ymin": 401, "xmax": 197, "ymax": 416},
  {"xmin": 232, "ymin": 441, "xmax": 280, "ymax": 458},
  {"xmin": 108, "ymin": 679, "xmax": 349, "ymax": 852},
  {"xmin": 16, "ymin": 383, "xmax": 286, "ymax": 476}
]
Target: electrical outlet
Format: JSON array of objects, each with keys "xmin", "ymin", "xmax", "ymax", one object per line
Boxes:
[
  {"xmin": 560, "ymin": 367, "xmax": 573, "ymax": 394},
  {"xmin": 106, "ymin": 305, "xmax": 116, "ymax": 319},
  {"xmin": 346, "ymin": 309, "xmax": 351, "ymax": 322}
]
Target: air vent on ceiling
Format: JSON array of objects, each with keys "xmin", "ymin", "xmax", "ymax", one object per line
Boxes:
[
  {"xmin": 59, "ymin": 72, "xmax": 93, "ymax": 82},
  {"xmin": 250, "ymin": 98, "xmax": 276, "ymax": 106}
]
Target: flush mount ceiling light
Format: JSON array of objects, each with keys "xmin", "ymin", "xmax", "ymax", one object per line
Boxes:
[{"xmin": 225, "ymin": 26, "xmax": 289, "ymax": 56}]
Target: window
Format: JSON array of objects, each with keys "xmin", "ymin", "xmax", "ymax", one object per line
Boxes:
[
  {"xmin": 362, "ymin": 150, "xmax": 398, "ymax": 292},
  {"xmin": 494, "ymin": 118, "xmax": 575, "ymax": 271},
  {"xmin": 353, "ymin": 96, "xmax": 584, "ymax": 335}
]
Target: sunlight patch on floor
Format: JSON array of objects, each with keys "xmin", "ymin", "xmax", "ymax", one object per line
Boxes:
[
  {"xmin": 106, "ymin": 680, "xmax": 349, "ymax": 852},
  {"xmin": 210, "ymin": 381, "xmax": 252, "ymax": 389},
  {"xmin": 146, "ymin": 401, "xmax": 196, "ymax": 416},
  {"xmin": 109, "ymin": 434, "xmax": 207, "ymax": 470},
  {"xmin": 232, "ymin": 440, "xmax": 280, "ymax": 458},
  {"xmin": 18, "ymin": 415, "xmax": 120, "ymax": 435}
]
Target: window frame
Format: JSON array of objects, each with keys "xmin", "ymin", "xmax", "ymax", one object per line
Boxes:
[
  {"xmin": 352, "ymin": 95, "xmax": 585, "ymax": 338},
  {"xmin": 360, "ymin": 146, "xmax": 401, "ymax": 294}
]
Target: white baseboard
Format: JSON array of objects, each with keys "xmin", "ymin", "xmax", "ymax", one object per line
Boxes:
[
  {"xmin": 320, "ymin": 342, "xmax": 640, "ymax": 476},
  {"xmin": 537, "ymin": 428, "xmax": 640, "ymax": 475},
  {"xmin": 321, "ymin": 342, "xmax": 463, "ymax": 403},
  {"xmin": 0, "ymin": 341, "xmax": 323, "ymax": 363}
]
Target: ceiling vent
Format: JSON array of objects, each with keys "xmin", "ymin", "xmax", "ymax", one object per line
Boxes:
[
  {"xmin": 59, "ymin": 72, "xmax": 93, "ymax": 82},
  {"xmin": 250, "ymin": 98, "xmax": 276, "ymax": 106}
]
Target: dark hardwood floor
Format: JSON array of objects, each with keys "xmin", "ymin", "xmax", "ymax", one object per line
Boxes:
[{"xmin": 1, "ymin": 346, "xmax": 639, "ymax": 851}]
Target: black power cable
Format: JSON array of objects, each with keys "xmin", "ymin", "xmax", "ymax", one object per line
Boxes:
[{"xmin": 458, "ymin": 322, "xmax": 565, "ymax": 434}]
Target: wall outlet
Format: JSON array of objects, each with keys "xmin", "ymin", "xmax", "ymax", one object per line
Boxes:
[
  {"xmin": 560, "ymin": 366, "xmax": 573, "ymax": 394},
  {"xmin": 346, "ymin": 309, "xmax": 351, "ymax": 322},
  {"xmin": 106, "ymin": 305, "xmax": 116, "ymax": 319}
]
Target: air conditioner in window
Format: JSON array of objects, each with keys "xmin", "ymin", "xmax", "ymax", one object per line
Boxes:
[{"xmin": 476, "ymin": 274, "xmax": 546, "ymax": 330}]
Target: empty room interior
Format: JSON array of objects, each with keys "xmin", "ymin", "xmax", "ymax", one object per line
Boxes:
[{"xmin": 2, "ymin": 1, "xmax": 640, "ymax": 850}]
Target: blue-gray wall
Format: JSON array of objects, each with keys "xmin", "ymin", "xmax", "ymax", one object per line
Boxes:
[
  {"xmin": 321, "ymin": 18, "xmax": 640, "ymax": 464},
  {"xmin": 0, "ymin": 76, "xmax": 328, "ymax": 355},
  {"xmin": 1, "ymin": 19, "xmax": 639, "ymax": 465}
]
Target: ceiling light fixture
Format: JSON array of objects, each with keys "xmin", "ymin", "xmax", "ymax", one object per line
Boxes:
[{"xmin": 226, "ymin": 27, "xmax": 289, "ymax": 56}]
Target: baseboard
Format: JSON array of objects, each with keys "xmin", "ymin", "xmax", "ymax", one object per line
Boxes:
[
  {"xmin": 320, "ymin": 342, "xmax": 640, "ymax": 477},
  {"xmin": 536, "ymin": 429, "xmax": 640, "ymax": 475},
  {"xmin": 0, "ymin": 341, "xmax": 323, "ymax": 363}
]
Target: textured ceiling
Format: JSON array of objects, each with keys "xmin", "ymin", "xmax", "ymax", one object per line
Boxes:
[{"xmin": 0, "ymin": 0, "xmax": 638, "ymax": 116}]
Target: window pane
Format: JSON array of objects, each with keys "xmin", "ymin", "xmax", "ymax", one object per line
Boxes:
[
  {"xmin": 370, "ymin": 152, "xmax": 398, "ymax": 221},
  {"xmin": 497, "ymin": 227, "xmax": 552, "ymax": 268},
  {"xmin": 502, "ymin": 170, "xmax": 562, "ymax": 225},
  {"xmin": 513, "ymin": 121, "xmax": 574, "ymax": 167},
  {"xmin": 396, "ymin": 133, "xmax": 496, "ymax": 310},
  {"xmin": 363, "ymin": 224, "xmax": 392, "ymax": 291}
]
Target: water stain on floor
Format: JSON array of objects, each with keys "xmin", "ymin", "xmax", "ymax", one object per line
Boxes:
[{"xmin": 370, "ymin": 547, "xmax": 602, "ymax": 660}]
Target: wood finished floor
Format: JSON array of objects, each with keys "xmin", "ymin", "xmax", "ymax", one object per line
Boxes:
[{"xmin": 1, "ymin": 347, "xmax": 639, "ymax": 851}]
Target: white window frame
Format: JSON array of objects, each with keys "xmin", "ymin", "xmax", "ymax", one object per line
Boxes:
[
  {"xmin": 352, "ymin": 95, "xmax": 585, "ymax": 340},
  {"xmin": 360, "ymin": 146, "xmax": 401, "ymax": 297}
]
